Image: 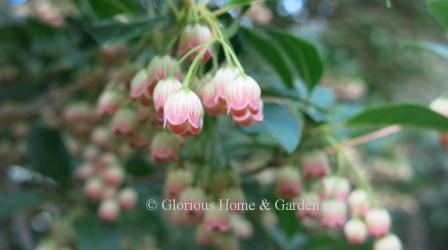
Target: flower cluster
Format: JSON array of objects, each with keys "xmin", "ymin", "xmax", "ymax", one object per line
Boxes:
[
  {"xmin": 273, "ymin": 152, "xmax": 403, "ymax": 250},
  {"xmin": 162, "ymin": 168, "xmax": 249, "ymax": 248},
  {"xmin": 75, "ymin": 152, "xmax": 137, "ymax": 222}
]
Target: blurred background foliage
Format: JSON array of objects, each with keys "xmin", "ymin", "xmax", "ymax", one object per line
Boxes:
[{"xmin": 1, "ymin": 0, "xmax": 448, "ymax": 250}]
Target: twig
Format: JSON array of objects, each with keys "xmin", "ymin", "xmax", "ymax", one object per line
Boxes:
[{"xmin": 325, "ymin": 125, "xmax": 402, "ymax": 154}]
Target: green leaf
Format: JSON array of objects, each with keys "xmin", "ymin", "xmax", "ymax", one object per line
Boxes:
[
  {"xmin": 427, "ymin": 0, "xmax": 448, "ymax": 28},
  {"xmin": 348, "ymin": 104, "xmax": 448, "ymax": 132},
  {"xmin": 242, "ymin": 28, "xmax": 295, "ymax": 89},
  {"xmin": 223, "ymin": 0, "xmax": 257, "ymax": 8},
  {"xmin": 74, "ymin": 0, "xmax": 142, "ymax": 20},
  {"xmin": 74, "ymin": 214, "xmax": 121, "ymax": 250},
  {"xmin": 264, "ymin": 104, "xmax": 302, "ymax": 152},
  {"xmin": 0, "ymin": 191, "xmax": 49, "ymax": 219},
  {"xmin": 269, "ymin": 30, "xmax": 323, "ymax": 91},
  {"xmin": 26, "ymin": 125, "xmax": 71, "ymax": 186},
  {"xmin": 86, "ymin": 17, "xmax": 168, "ymax": 45}
]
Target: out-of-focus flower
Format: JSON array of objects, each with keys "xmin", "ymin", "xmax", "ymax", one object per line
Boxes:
[
  {"xmin": 150, "ymin": 132, "xmax": 182, "ymax": 164},
  {"xmin": 366, "ymin": 209, "xmax": 391, "ymax": 237},
  {"xmin": 344, "ymin": 219, "xmax": 368, "ymax": 244},
  {"xmin": 374, "ymin": 234, "xmax": 403, "ymax": 250},
  {"xmin": 98, "ymin": 199, "xmax": 120, "ymax": 222},
  {"xmin": 321, "ymin": 199, "xmax": 347, "ymax": 227},
  {"xmin": 275, "ymin": 166, "xmax": 301, "ymax": 200},
  {"xmin": 179, "ymin": 24, "xmax": 213, "ymax": 63}
]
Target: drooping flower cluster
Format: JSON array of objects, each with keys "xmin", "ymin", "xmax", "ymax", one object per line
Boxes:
[
  {"xmin": 162, "ymin": 168, "xmax": 249, "ymax": 248},
  {"xmin": 271, "ymin": 152, "xmax": 402, "ymax": 250},
  {"xmin": 75, "ymin": 152, "xmax": 137, "ymax": 222}
]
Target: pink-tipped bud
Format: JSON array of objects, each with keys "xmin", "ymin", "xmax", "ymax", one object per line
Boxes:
[
  {"xmin": 96, "ymin": 89, "xmax": 122, "ymax": 116},
  {"xmin": 153, "ymin": 78, "xmax": 182, "ymax": 115},
  {"xmin": 111, "ymin": 107, "xmax": 137, "ymax": 136},
  {"xmin": 150, "ymin": 132, "xmax": 182, "ymax": 164},
  {"xmin": 344, "ymin": 219, "xmax": 368, "ymax": 244},
  {"xmin": 374, "ymin": 234, "xmax": 402, "ymax": 250},
  {"xmin": 366, "ymin": 209, "xmax": 391, "ymax": 237},
  {"xmin": 84, "ymin": 177, "xmax": 103, "ymax": 200},
  {"xmin": 91, "ymin": 127, "xmax": 110, "ymax": 149},
  {"xmin": 296, "ymin": 192, "xmax": 320, "ymax": 218},
  {"xmin": 195, "ymin": 226, "xmax": 219, "ymax": 246},
  {"xmin": 348, "ymin": 189, "xmax": 371, "ymax": 217},
  {"xmin": 301, "ymin": 152, "xmax": 330, "ymax": 179},
  {"xmin": 230, "ymin": 214, "xmax": 253, "ymax": 239},
  {"xmin": 102, "ymin": 165, "xmax": 124, "ymax": 187},
  {"xmin": 203, "ymin": 207, "xmax": 230, "ymax": 232},
  {"xmin": 321, "ymin": 199, "xmax": 347, "ymax": 228},
  {"xmin": 118, "ymin": 187, "xmax": 138, "ymax": 210},
  {"xmin": 220, "ymin": 188, "xmax": 245, "ymax": 213},
  {"xmin": 275, "ymin": 166, "xmax": 301, "ymax": 200},
  {"xmin": 164, "ymin": 169, "xmax": 193, "ymax": 199},
  {"xmin": 98, "ymin": 199, "xmax": 120, "ymax": 222},
  {"xmin": 225, "ymin": 74, "xmax": 262, "ymax": 118},
  {"xmin": 179, "ymin": 187, "xmax": 208, "ymax": 222},
  {"xmin": 130, "ymin": 69, "xmax": 151, "ymax": 105},
  {"xmin": 146, "ymin": 55, "xmax": 181, "ymax": 98},
  {"xmin": 179, "ymin": 24, "xmax": 213, "ymax": 63},
  {"xmin": 321, "ymin": 176, "xmax": 351, "ymax": 200},
  {"xmin": 75, "ymin": 162, "xmax": 93, "ymax": 181},
  {"xmin": 164, "ymin": 88, "xmax": 204, "ymax": 136}
]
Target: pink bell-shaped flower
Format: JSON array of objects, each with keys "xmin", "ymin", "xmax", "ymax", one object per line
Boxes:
[
  {"xmin": 225, "ymin": 74, "xmax": 262, "ymax": 118},
  {"xmin": 118, "ymin": 187, "xmax": 137, "ymax": 211},
  {"xmin": 348, "ymin": 189, "xmax": 371, "ymax": 217},
  {"xmin": 150, "ymin": 132, "xmax": 182, "ymax": 164},
  {"xmin": 300, "ymin": 152, "xmax": 330, "ymax": 179},
  {"xmin": 96, "ymin": 88, "xmax": 122, "ymax": 116},
  {"xmin": 320, "ymin": 199, "xmax": 347, "ymax": 228},
  {"xmin": 366, "ymin": 209, "xmax": 391, "ymax": 237},
  {"xmin": 110, "ymin": 107, "xmax": 137, "ymax": 136},
  {"xmin": 164, "ymin": 169, "xmax": 193, "ymax": 199},
  {"xmin": 130, "ymin": 69, "xmax": 151, "ymax": 105},
  {"xmin": 296, "ymin": 192, "xmax": 320, "ymax": 218},
  {"xmin": 164, "ymin": 88, "xmax": 204, "ymax": 136},
  {"xmin": 275, "ymin": 166, "xmax": 301, "ymax": 200},
  {"xmin": 153, "ymin": 78, "xmax": 182, "ymax": 115},
  {"xmin": 179, "ymin": 24, "xmax": 213, "ymax": 63},
  {"xmin": 203, "ymin": 206, "xmax": 230, "ymax": 232},
  {"xmin": 98, "ymin": 199, "xmax": 120, "ymax": 222},
  {"xmin": 344, "ymin": 218, "xmax": 368, "ymax": 244},
  {"xmin": 374, "ymin": 234, "xmax": 402, "ymax": 250},
  {"xmin": 232, "ymin": 100, "xmax": 263, "ymax": 127},
  {"xmin": 146, "ymin": 55, "xmax": 181, "ymax": 99},
  {"xmin": 321, "ymin": 176, "xmax": 351, "ymax": 200}
]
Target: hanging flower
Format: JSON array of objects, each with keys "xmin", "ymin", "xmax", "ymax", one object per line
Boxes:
[
  {"xmin": 344, "ymin": 218, "xmax": 368, "ymax": 244},
  {"xmin": 374, "ymin": 234, "xmax": 403, "ymax": 250},
  {"xmin": 102, "ymin": 165, "xmax": 124, "ymax": 187},
  {"xmin": 275, "ymin": 166, "xmax": 301, "ymax": 200},
  {"xmin": 118, "ymin": 187, "xmax": 138, "ymax": 211},
  {"xmin": 150, "ymin": 132, "xmax": 182, "ymax": 164},
  {"xmin": 232, "ymin": 100, "xmax": 263, "ymax": 127},
  {"xmin": 164, "ymin": 88, "xmax": 204, "ymax": 136},
  {"xmin": 300, "ymin": 152, "xmax": 330, "ymax": 179},
  {"xmin": 203, "ymin": 206, "xmax": 230, "ymax": 232},
  {"xmin": 98, "ymin": 199, "xmax": 120, "ymax": 222},
  {"xmin": 348, "ymin": 189, "xmax": 371, "ymax": 217},
  {"xmin": 164, "ymin": 169, "xmax": 193, "ymax": 199},
  {"xmin": 179, "ymin": 187, "xmax": 208, "ymax": 223},
  {"xmin": 179, "ymin": 24, "xmax": 213, "ymax": 63},
  {"xmin": 296, "ymin": 192, "xmax": 320, "ymax": 218},
  {"xmin": 153, "ymin": 78, "xmax": 182, "ymax": 115},
  {"xmin": 130, "ymin": 69, "xmax": 151, "ymax": 105},
  {"xmin": 96, "ymin": 88, "xmax": 122, "ymax": 116},
  {"xmin": 224, "ymin": 74, "xmax": 262, "ymax": 118},
  {"xmin": 321, "ymin": 176, "xmax": 351, "ymax": 200},
  {"xmin": 366, "ymin": 209, "xmax": 391, "ymax": 237},
  {"xmin": 111, "ymin": 107, "xmax": 137, "ymax": 136},
  {"xmin": 146, "ymin": 55, "xmax": 181, "ymax": 99},
  {"xmin": 320, "ymin": 199, "xmax": 347, "ymax": 227}
]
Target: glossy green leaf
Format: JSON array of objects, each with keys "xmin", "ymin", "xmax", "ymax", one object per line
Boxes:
[
  {"xmin": 26, "ymin": 125, "xmax": 71, "ymax": 186},
  {"xmin": 86, "ymin": 17, "xmax": 168, "ymax": 45},
  {"xmin": 74, "ymin": 214, "xmax": 121, "ymax": 250},
  {"xmin": 269, "ymin": 31, "xmax": 323, "ymax": 91},
  {"xmin": 427, "ymin": 0, "xmax": 448, "ymax": 28},
  {"xmin": 242, "ymin": 28, "xmax": 294, "ymax": 89},
  {"xmin": 348, "ymin": 104, "xmax": 448, "ymax": 132},
  {"xmin": 0, "ymin": 191, "xmax": 49, "ymax": 219},
  {"xmin": 264, "ymin": 104, "xmax": 302, "ymax": 152}
]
